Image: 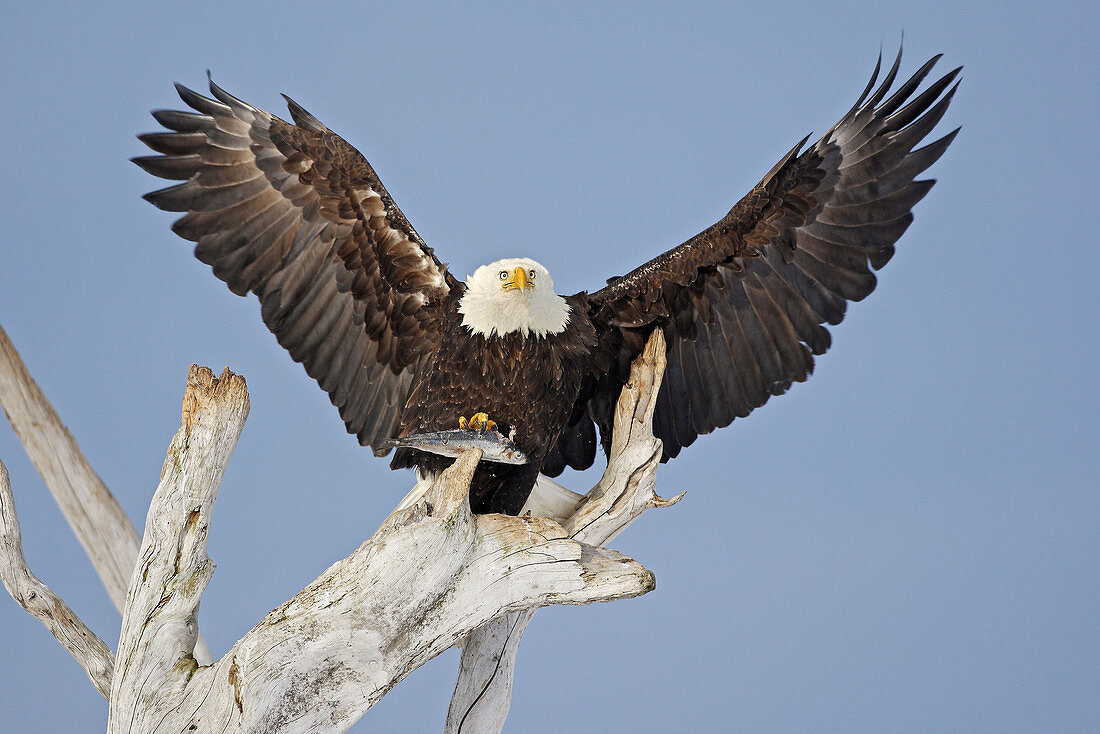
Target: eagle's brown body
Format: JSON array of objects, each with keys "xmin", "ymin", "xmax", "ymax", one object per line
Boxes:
[
  {"xmin": 393, "ymin": 292, "xmax": 598, "ymax": 513},
  {"xmin": 135, "ymin": 48, "xmax": 958, "ymax": 514}
]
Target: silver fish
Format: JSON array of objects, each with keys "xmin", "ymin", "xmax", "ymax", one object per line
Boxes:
[{"xmin": 379, "ymin": 429, "xmax": 530, "ymax": 465}]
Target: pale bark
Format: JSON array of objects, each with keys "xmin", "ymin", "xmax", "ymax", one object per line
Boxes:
[
  {"xmin": 446, "ymin": 329, "xmax": 683, "ymax": 733},
  {"xmin": 0, "ymin": 458, "xmax": 114, "ymax": 698},
  {"xmin": 446, "ymin": 609, "xmax": 536, "ymax": 734},
  {"xmin": 0, "ymin": 323, "xmax": 142, "ymax": 611},
  {"xmin": 101, "ymin": 366, "xmax": 652, "ymax": 733},
  {"xmin": 0, "ymin": 323, "xmax": 213, "ymax": 663},
  {"xmin": 108, "ymin": 365, "xmax": 250, "ymax": 730}
]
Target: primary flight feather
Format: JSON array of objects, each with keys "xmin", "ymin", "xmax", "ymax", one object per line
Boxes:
[{"xmin": 135, "ymin": 47, "xmax": 959, "ymax": 514}]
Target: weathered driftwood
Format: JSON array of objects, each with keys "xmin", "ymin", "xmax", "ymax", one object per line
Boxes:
[
  {"xmin": 0, "ymin": 325, "xmax": 672, "ymax": 732},
  {"xmin": 0, "ymin": 458, "xmax": 115, "ymax": 697},
  {"xmin": 445, "ymin": 329, "xmax": 682, "ymax": 733},
  {"xmin": 106, "ymin": 365, "xmax": 651, "ymax": 732},
  {"xmin": 0, "ymin": 323, "xmax": 143, "ymax": 612},
  {"xmin": 0, "ymin": 324, "xmax": 214, "ymax": 663}
]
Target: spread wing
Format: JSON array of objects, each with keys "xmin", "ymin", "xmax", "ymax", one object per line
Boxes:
[
  {"xmin": 546, "ymin": 49, "xmax": 960, "ymax": 474},
  {"xmin": 134, "ymin": 78, "xmax": 458, "ymax": 451}
]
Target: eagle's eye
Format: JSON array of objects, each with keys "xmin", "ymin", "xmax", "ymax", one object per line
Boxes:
[
  {"xmin": 528, "ymin": 269, "xmax": 537, "ymax": 280},
  {"xmin": 498, "ymin": 270, "xmax": 508, "ymax": 280}
]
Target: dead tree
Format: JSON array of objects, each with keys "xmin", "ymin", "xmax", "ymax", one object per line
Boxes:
[{"xmin": 0, "ymin": 322, "xmax": 679, "ymax": 732}]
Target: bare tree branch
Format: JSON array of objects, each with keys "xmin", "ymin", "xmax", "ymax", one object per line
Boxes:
[
  {"xmin": 0, "ymin": 458, "xmax": 114, "ymax": 698},
  {"xmin": 0, "ymin": 323, "xmax": 214, "ymax": 664},
  {"xmin": 446, "ymin": 329, "xmax": 683, "ymax": 733},
  {"xmin": 566, "ymin": 328, "xmax": 685, "ymax": 546},
  {"xmin": 446, "ymin": 609, "xmax": 535, "ymax": 734},
  {"xmin": 108, "ymin": 365, "xmax": 249, "ymax": 730},
  {"xmin": 0, "ymin": 323, "xmax": 141, "ymax": 611}
]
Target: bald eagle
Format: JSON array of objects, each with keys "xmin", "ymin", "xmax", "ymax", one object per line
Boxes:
[{"xmin": 134, "ymin": 49, "xmax": 958, "ymax": 514}]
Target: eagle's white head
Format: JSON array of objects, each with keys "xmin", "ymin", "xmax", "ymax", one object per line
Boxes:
[{"xmin": 458, "ymin": 257, "xmax": 571, "ymax": 338}]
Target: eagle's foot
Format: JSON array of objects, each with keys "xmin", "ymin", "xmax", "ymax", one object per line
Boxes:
[{"xmin": 459, "ymin": 412, "xmax": 497, "ymax": 432}]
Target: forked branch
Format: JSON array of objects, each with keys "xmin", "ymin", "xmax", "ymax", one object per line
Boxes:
[{"xmin": 446, "ymin": 329, "xmax": 683, "ymax": 733}]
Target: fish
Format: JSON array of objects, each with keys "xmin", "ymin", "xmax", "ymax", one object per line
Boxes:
[{"xmin": 379, "ymin": 429, "xmax": 530, "ymax": 465}]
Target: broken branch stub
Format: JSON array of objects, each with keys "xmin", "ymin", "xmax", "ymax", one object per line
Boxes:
[{"xmin": 109, "ymin": 365, "xmax": 248, "ymax": 730}]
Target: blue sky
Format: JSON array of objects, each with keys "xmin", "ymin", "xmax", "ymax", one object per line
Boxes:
[{"xmin": 1, "ymin": 2, "xmax": 1096, "ymax": 732}]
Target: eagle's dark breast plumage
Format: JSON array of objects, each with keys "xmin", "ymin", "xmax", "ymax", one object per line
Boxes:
[
  {"xmin": 392, "ymin": 292, "xmax": 599, "ymax": 514},
  {"xmin": 135, "ymin": 48, "xmax": 959, "ymax": 515}
]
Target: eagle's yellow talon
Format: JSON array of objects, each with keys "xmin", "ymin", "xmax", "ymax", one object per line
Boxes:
[{"xmin": 459, "ymin": 412, "xmax": 496, "ymax": 431}]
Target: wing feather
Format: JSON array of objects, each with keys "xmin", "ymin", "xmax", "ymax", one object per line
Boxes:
[
  {"xmin": 693, "ymin": 317, "xmax": 738, "ymax": 428},
  {"xmin": 674, "ymin": 330, "xmax": 711, "ymax": 436},
  {"xmin": 747, "ymin": 269, "xmax": 814, "ymax": 380},
  {"xmin": 566, "ymin": 48, "xmax": 959, "ymax": 467},
  {"xmin": 136, "ymin": 79, "xmax": 456, "ymax": 452},
  {"xmin": 707, "ymin": 297, "xmax": 751, "ymax": 418}
]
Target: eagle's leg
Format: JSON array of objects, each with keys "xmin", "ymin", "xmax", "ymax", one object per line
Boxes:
[{"xmin": 458, "ymin": 412, "xmax": 497, "ymax": 431}]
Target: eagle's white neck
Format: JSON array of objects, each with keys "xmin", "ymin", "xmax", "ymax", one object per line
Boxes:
[{"xmin": 458, "ymin": 258, "xmax": 571, "ymax": 338}]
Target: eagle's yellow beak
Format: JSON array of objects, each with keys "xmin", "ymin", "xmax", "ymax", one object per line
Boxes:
[{"xmin": 502, "ymin": 266, "xmax": 532, "ymax": 291}]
